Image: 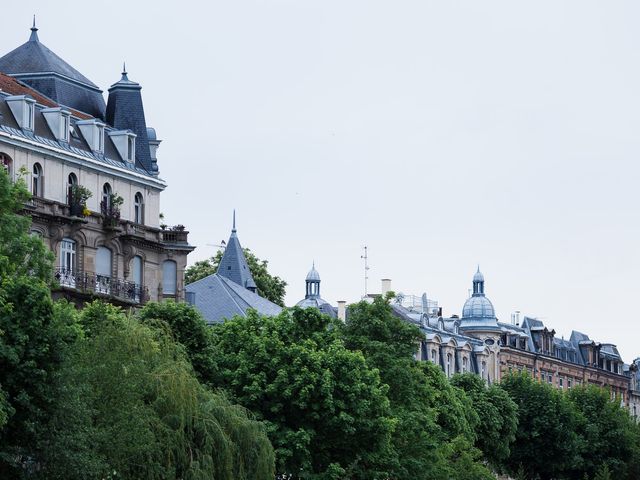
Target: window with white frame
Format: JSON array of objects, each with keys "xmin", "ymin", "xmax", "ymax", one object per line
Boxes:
[
  {"xmin": 102, "ymin": 183, "xmax": 112, "ymax": 209},
  {"xmin": 32, "ymin": 163, "xmax": 43, "ymax": 197},
  {"xmin": 58, "ymin": 238, "xmax": 76, "ymax": 288},
  {"xmin": 96, "ymin": 246, "xmax": 112, "ymax": 294},
  {"xmin": 67, "ymin": 173, "xmax": 77, "ymax": 204},
  {"xmin": 134, "ymin": 192, "xmax": 144, "ymax": 224}
]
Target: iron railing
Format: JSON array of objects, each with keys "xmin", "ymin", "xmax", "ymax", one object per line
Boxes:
[{"xmin": 54, "ymin": 268, "xmax": 149, "ymax": 304}]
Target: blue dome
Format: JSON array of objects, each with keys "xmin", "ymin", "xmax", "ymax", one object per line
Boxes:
[
  {"xmin": 462, "ymin": 295, "xmax": 495, "ymax": 319},
  {"xmin": 306, "ymin": 265, "xmax": 320, "ymax": 282}
]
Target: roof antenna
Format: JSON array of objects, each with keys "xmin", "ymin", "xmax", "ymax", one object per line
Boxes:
[
  {"xmin": 29, "ymin": 15, "xmax": 39, "ymax": 42},
  {"xmin": 361, "ymin": 245, "xmax": 370, "ymax": 298},
  {"xmin": 232, "ymin": 210, "xmax": 236, "ymax": 233}
]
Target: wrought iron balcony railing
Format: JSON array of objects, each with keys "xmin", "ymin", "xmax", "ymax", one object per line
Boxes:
[{"xmin": 54, "ymin": 268, "xmax": 149, "ymax": 304}]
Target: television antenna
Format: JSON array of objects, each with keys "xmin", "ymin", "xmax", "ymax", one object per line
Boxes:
[{"xmin": 361, "ymin": 246, "xmax": 370, "ymax": 297}]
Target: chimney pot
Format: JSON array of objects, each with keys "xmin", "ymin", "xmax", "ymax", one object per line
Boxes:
[{"xmin": 381, "ymin": 279, "xmax": 392, "ymax": 296}]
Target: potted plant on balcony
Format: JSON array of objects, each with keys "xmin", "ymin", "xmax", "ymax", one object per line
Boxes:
[
  {"xmin": 69, "ymin": 184, "xmax": 92, "ymax": 217},
  {"xmin": 101, "ymin": 193, "xmax": 123, "ymax": 228}
]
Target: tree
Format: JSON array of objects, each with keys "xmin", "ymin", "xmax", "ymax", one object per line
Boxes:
[
  {"xmin": 208, "ymin": 306, "xmax": 394, "ymax": 479},
  {"xmin": 185, "ymin": 248, "xmax": 287, "ymax": 306},
  {"xmin": 567, "ymin": 385, "xmax": 640, "ymax": 480},
  {"xmin": 137, "ymin": 301, "xmax": 218, "ymax": 382},
  {"xmin": 0, "ymin": 168, "xmax": 79, "ymax": 477},
  {"xmin": 40, "ymin": 301, "xmax": 275, "ymax": 480},
  {"xmin": 341, "ymin": 297, "xmax": 493, "ymax": 480},
  {"xmin": 451, "ymin": 373, "xmax": 518, "ymax": 472},
  {"xmin": 499, "ymin": 372, "xmax": 582, "ymax": 480}
]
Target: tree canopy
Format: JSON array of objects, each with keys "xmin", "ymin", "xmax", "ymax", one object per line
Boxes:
[
  {"xmin": 208, "ymin": 306, "xmax": 395, "ymax": 479},
  {"xmin": 184, "ymin": 248, "xmax": 287, "ymax": 306}
]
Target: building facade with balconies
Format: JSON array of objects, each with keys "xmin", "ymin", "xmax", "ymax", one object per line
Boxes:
[{"xmin": 0, "ymin": 22, "xmax": 194, "ymax": 306}]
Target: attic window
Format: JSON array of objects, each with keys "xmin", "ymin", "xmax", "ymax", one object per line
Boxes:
[
  {"xmin": 76, "ymin": 119, "xmax": 106, "ymax": 153},
  {"xmin": 5, "ymin": 95, "xmax": 37, "ymax": 131},
  {"xmin": 107, "ymin": 130, "xmax": 136, "ymax": 163},
  {"xmin": 127, "ymin": 136, "xmax": 134, "ymax": 161}
]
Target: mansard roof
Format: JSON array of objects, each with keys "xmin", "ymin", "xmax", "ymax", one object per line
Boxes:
[
  {"xmin": 0, "ymin": 24, "xmax": 106, "ymax": 118},
  {"xmin": 0, "ymin": 74, "xmax": 163, "ymax": 182}
]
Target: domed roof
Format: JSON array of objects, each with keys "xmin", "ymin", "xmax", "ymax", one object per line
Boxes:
[
  {"xmin": 462, "ymin": 295, "xmax": 495, "ymax": 319},
  {"xmin": 295, "ymin": 297, "xmax": 337, "ymax": 318},
  {"xmin": 306, "ymin": 264, "xmax": 320, "ymax": 282},
  {"xmin": 473, "ymin": 267, "xmax": 484, "ymax": 283}
]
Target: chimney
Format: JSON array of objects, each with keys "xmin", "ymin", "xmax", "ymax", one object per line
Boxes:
[
  {"xmin": 381, "ymin": 278, "xmax": 392, "ymax": 296},
  {"xmin": 515, "ymin": 311, "xmax": 521, "ymax": 327},
  {"xmin": 438, "ymin": 307, "xmax": 443, "ymax": 317},
  {"xmin": 337, "ymin": 301, "xmax": 346, "ymax": 321}
]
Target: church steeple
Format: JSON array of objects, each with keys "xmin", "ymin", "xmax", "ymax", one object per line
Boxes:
[{"xmin": 217, "ymin": 212, "xmax": 257, "ymax": 292}]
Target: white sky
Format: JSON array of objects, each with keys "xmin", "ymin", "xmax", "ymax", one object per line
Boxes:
[{"xmin": 5, "ymin": 1, "xmax": 640, "ymax": 361}]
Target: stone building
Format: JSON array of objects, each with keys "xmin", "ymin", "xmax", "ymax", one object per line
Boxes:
[
  {"xmin": 0, "ymin": 22, "xmax": 193, "ymax": 305},
  {"xmin": 390, "ymin": 268, "xmax": 635, "ymax": 408}
]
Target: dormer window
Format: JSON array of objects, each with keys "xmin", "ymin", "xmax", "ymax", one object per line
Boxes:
[
  {"xmin": 6, "ymin": 95, "xmax": 36, "ymax": 131},
  {"xmin": 42, "ymin": 107, "xmax": 71, "ymax": 143},
  {"xmin": 108, "ymin": 130, "xmax": 136, "ymax": 164},
  {"xmin": 76, "ymin": 119, "xmax": 106, "ymax": 153}
]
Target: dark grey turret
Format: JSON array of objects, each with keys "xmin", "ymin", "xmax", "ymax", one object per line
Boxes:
[{"xmin": 105, "ymin": 66, "xmax": 158, "ymax": 175}]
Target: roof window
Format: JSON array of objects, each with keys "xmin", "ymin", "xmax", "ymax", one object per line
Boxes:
[
  {"xmin": 42, "ymin": 107, "xmax": 71, "ymax": 143},
  {"xmin": 6, "ymin": 95, "xmax": 36, "ymax": 131},
  {"xmin": 108, "ymin": 130, "xmax": 136, "ymax": 164},
  {"xmin": 76, "ymin": 119, "xmax": 106, "ymax": 153}
]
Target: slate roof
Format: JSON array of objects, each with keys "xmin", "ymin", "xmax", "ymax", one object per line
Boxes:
[
  {"xmin": 0, "ymin": 25, "xmax": 106, "ymax": 119},
  {"xmin": 0, "ymin": 78, "xmax": 161, "ymax": 180},
  {"xmin": 216, "ymin": 218, "xmax": 257, "ymax": 291},
  {"xmin": 185, "ymin": 273, "xmax": 282, "ymax": 324}
]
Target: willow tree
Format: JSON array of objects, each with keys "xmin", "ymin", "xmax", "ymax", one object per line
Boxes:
[{"xmin": 40, "ymin": 301, "xmax": 275, "ymax": 480}]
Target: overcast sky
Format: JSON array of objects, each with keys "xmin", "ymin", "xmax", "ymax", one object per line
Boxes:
[{"xmin": 5, "ymin": 1, "xmax": 640, "ymax": 360}]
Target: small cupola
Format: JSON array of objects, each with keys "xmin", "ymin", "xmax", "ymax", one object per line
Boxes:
[
  {"xmin": 41, "ymin": 107, "xmax": 71, "ymax": 142},
  {"xmin": 76, "ymin": 119, "xmax": 106, "ymax": 153},
  {"xmin": 147, "ymin": 127, "xmax": 161, "ymax": 163},
  {"xmin": 5, "ymin": 95, "xmax": 36, "ymax": 131},
  {"xmin": 108, "ymin": 130, "xmax": 137, "ymax": 163},
  {"xmin": 305, "ymin": 263, "xmax": 321, "ymax": 299}
]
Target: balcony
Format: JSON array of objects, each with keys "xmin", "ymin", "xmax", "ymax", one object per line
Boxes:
[
  {"xmin": 54, "ymin": 268, "xmax": 149, "ymax": 305},
  {"xmin": 100, "ymin": 200, "xmax": 121, "ymax": 229},
  {"xmin": 160, "ymin": 225, "xmax": 189, "ymax": 244}
]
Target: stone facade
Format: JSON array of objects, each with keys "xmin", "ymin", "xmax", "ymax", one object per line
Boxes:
[{"xmin": 0, "ymin": 26, "xmax": 193, "ymax": 306}]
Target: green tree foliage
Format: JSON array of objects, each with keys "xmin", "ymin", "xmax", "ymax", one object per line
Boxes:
[
  {"xmin": 184, "ymin": 248, "xmax": 287, "ymax": 306},
  {"xmin": 341, "ymin": 297, "xmax": 493, "ymax": 480},
  {"xmin": 40, "ymin": 301, "xmax": 275, "ymax": 480},
  {"xmin": 450, "ymin": 372, "xmax": 518, "ymax": 472},
  {"xmin": 208, "ymin": 306, "xmax": 394, "ymax": 479},
  {"xmin": 0, "ymin": 169, "xmax": 78, "ymax": 477},
  {"xmin": 0, "ymin": 167, "xmax": 52, "ymax": 281},
  {"xmin": 499, "ymin": 372, "xmax": 582, "ymax": 480},
  {"xmin": 567, "ymin": 385, "xmax": 640, "ymax": 480},
  {"xmin": 593, "ymin": 464, "xmax": 612, "ymax": 480},
  {"xmin": 137, "ymin": 301, "xmax": 218, "ymax": 382}
]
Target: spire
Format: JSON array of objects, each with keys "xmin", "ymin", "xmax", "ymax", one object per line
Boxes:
[
  {"xmin": 217, "ymin": 213, "xmax": 257, "ymax": 292},
  {"xmin": 29, "ymin": 15, "xmax": 39, "ymax": 42},
  {"xmin": 472, "ymin": 266, "xmax": 485, "ymax": 296},
  {"xmin": 121, "ymin": 62, "xmax": 129, "ymax": 82}
]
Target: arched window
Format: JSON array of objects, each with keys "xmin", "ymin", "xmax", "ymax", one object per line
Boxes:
[
  {"xmin": 96, "ymin": 246, "xmax": 112, "ymax": 294},
  {"xmin": 102, "ymin": 183, "xmax": 112, "ymax": 209},
  {"xmin": 462, "ymin": 356, "xmax": 468, "ymax": 373},
  {"xmin": 32, "ymin": 163, "xmax": 43, "ymax": 197},
  {"xmin": 446, "ymin": 353, "xmax": 452, "ymax": 377},
  {"xmin": 162, "ymin": 260, "xmax": 177, "ymax": 295},
  {"xmin": 431, "ymin": 349, "xmax": 436, "ymax": 363},
  {"xmin": 1, "ymin": 153, "xmax": 13, "ymax": 179},
  {"xmin": 481, "ymin": 361, "xmax": 487, "ymax": 380},
  {"xmin": 67, "ymin": 173, "xmax": 78, "ymax": 205},
  {"xmin": 134, "ymin": 192, "xmax": 144, "ymax": 224},
  {"xmin": 131, "ymin": 255, "xmax": 143, "ymax": 302}
]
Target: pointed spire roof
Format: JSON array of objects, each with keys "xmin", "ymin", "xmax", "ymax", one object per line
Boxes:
[
  {"xmin": 216, "ymin": 212, "xmax": 257, "ymax": 292},
  {"xmin": 0, "ymin": 20, "xmax": 106, "ymax": 118}
]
